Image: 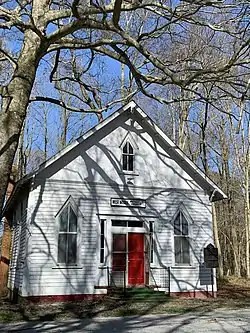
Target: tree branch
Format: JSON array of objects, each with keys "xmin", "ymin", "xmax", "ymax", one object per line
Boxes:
[
  {"xmin": 49, "ymin": 50, "xmax": 60, "ymax": 83},
  {"xmin": 29, "ymin": 93, "xmax": 137, "ymax": 114},
  {"xmin": 113, "ymin": 0, "xmax": 123, "ymax": 28},
  {"xmin": 0, "ymin": 48, "xmax": 17, "ymax": 68}
]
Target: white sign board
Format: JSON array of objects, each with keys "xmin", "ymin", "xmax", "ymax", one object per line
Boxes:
[{"xmin": 110, "ymin": 198, "xmax": 146, "ymax": 208}]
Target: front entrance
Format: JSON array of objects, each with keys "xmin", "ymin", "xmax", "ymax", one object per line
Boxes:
[
  {"xmin": 112, "ymin": 232, "xmax": 145, "ymax": 286},
  {"xmin": 128, "ymin": 233, "xmax": 144, "ymax": 285}
]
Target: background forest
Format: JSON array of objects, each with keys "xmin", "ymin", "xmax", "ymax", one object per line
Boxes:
[{"xmin": 0, "ymin": 0, "xmax": 250, "ymax": 281}]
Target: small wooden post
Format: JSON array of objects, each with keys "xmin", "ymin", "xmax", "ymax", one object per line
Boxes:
[{"xmin": 211, "ymin": 268, "xmax": 214, "ymax": 298}]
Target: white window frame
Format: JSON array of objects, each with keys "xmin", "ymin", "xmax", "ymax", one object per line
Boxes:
[{"xmin": 55, "ymin": 196, "xmax": 82, "ymax": 267}]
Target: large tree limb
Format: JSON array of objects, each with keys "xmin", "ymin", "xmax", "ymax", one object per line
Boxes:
[
  {"xmin": 48, "ymin": 37, "xmax": 129, "ymax": 52},
  {"xmin": 29, "ymin": 93, "xmax": 137, "ymax": 114}
]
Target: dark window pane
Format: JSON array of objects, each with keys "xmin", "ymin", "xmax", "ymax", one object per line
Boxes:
[
  {"xmin": 128, "ymin": 142, "xmax": 133, "ymax": 154},
  {"xmin": 151, "ymin": 247, "xmax": 154, "ymax": 263},
  {"xmin": 150, "ymin": 237, "xmax": 154, "ymax": 264},
  {"xmin": 175, "ymin": 236, "xmax": 190, "ymax": 264},
  {"xmin": 112, "ymin": 253, "xmax": 126, "ymax": 271},
  {"xmin": 182, "ymin": 215, "xmax": 188, "ymax": 235},
  {"xmin": 174, "ymin": 213, "xmax": 181, "ymax": 235},
  {"xmin": 58, "ymin": 234, "xmax": 67, "ymax": 263},
  {"xmin": 100, "ymin": 220, "xmax": 105, "ymax": 264},
  {"xmin": 112, "ymin": 220, "xmax": 127, "ymax": 227},
  {"xmin": 149, "ymin": 222, "xmax": 153, "ymax": 233},
  {"xmin": 128, "ymin": 221, "xmax": 143, "ymax": 228},
  {"xmin": 68, "ymin": 234, "xmax": 77, "ymax": 264},
  {"xmin": 182, "ymin": 237, "xmax": 190, "ymax": 264},
  {"xmin": 128, "ymin": 155, "xmax": 134, "ymax": 171},
  {"xmin": 174, "ymin": 237, "xmax": 181, "ymax": 263},
  {"xmin": 123, "ymin": 143, "xmax": 128, "ymax": 154},
  {"xmin": 101, "ymin": 220, "xmax": 104, "ymax": 234},
  {"xmin": 113, "ymin": 234, "xmax": 126, "ymax": 251},
  {"xmin": 149, "ymin": 222, "xmax": 154, "ymax": 263},
  {"xmin": 123, "ymin": 155, "xmax": 128, "ymax": 170},
  {"xmin": 101, "ymin": 234, "xmax": 104, "ymax": 248},
  {"xmin": 100, "ymin": 249, "xmax": 104, "ymax": 263},
  {"xmin": 101, "ymin": 221, "xmax": 104, "ymax": 248},
  {"xmin": 69, "ymin": 207, "xmax": 77, "ymax": 232},
  {"xmin": 59, "ymin": 207, "xmax": 68, "ymax": 232}
]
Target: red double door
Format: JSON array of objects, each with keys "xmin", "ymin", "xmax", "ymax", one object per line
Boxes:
[{"xmin": 112, "ymin": 233, "xmax": 145, "ymax": 286}]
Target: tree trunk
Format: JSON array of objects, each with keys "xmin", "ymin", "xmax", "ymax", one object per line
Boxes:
[
  {"xmin": 245, "ymin": 131, "xmax": 250, "ymax": 278},
  {"xmin": 16, "ymin": 123, "xmax": 25, "ymax": 179},
  {"xmin": 0, "ymin": 179, "xmax": 15, "ymax": 294},
  {"xmin": 178, "ymin": 89, "xmax": 189, "ymax": 151},
  {"xmin": 212, "ymin": 202, "xmax": 224, "ymax": 279},
  {"xmin": 219, "ymin": 116, "xmax": 241, "ymax": 277},
  {"xmin": 44, "ymin": 109, "xmax": 48, "ymax": 161},
  {"xmin": 61, "ymin": 106, "xmax": 68, "ymax": 149},
  {"xmin": 0, "ymin": 30, "xmax": 44, "ymax": 213},
  {"xmin": 121, "ymin": 62, "xmax": 126, "ymax": 105}
]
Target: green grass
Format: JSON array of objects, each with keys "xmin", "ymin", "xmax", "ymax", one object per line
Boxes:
[{"xmin": 115, "ymin": 288, "xmax": 170, "ymax": 302}]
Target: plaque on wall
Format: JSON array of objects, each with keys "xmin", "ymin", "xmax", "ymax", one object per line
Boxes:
[
  {"xmin": 204, "ymin": 243, "xmax": 219, "ymax": 268},
  {"xmin": 110, "ymin": 198, "xmax": 146, "ymax": 208}
]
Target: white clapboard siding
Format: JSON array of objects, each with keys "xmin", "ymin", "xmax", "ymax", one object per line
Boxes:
[
  {"xmin": 8, "ymin": 210, "xmax": 28, "ymax": 294},
  {"xmin": 22, "ymin": 177, "xmax": 214, "ymax": 297},
  {"xmin": 8, "ymin": 223, "xmax": 21, "ymax": 291}
]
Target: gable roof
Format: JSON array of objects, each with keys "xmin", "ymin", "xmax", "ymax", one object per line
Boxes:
[{"xmin": 4, "ymin": 101, "xmax": 226, "ymax": 213}]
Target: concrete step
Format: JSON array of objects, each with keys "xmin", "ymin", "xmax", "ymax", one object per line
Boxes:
[{"xmin": 108, "ymin": 288, "xmax": 170, "ymax": 302}]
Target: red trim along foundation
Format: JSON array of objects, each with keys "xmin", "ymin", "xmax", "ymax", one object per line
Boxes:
[
  {"xmin": 170, "ymin": 291, "xmax": 217, "ymax": 298},
  {"xmin": 26, "ymin": 290, "xmax": 216, "ymax": 303}
]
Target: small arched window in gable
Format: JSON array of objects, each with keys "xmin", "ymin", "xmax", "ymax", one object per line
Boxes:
[
  {"xmin": 122, "ymin": 141, "xmax": 134, "ymax": 171},
  {"xmin": 58, "ymin": 203, "xmax": 77, "ymax": 264},
  {"xmin": 174, "ymin": 211, "xmax": 190, "ymax": 265}
]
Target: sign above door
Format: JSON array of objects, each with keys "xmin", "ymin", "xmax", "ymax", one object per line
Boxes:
[{"xmin": 110, "ymin": 198, "xmax": 146, "ymax": 208}]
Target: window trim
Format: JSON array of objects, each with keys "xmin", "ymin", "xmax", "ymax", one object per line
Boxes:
[
  {"xmin": 171, "ymin": 204, "xmax": 193, "ymax": 266},
  {"xmin": 111, "ymin": 220, "xmax": 144, "ymax": 228},
  {"xmin": 55, "ymin": 196, "xmax": 82, "ymax": 267}
]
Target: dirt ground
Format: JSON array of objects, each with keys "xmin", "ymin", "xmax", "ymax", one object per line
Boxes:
[{"xmin": 1, "ymin": 277, "xmax": 250, "ymax": 323}]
